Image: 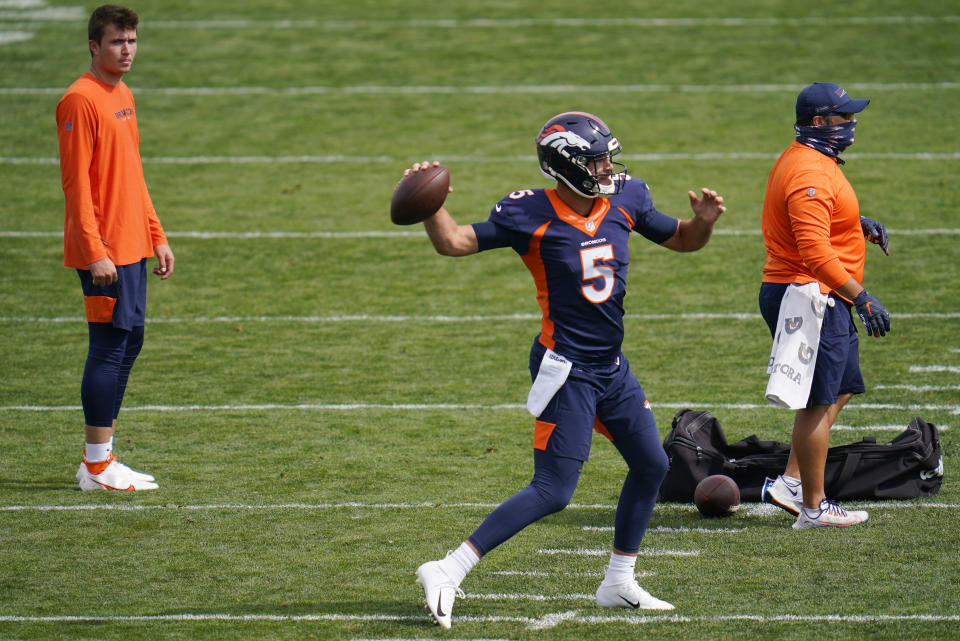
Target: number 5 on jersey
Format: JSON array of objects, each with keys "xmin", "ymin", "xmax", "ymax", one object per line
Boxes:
[{"xmin": 580, "ymin": 244, "xmax": 615, "ymax": 303}]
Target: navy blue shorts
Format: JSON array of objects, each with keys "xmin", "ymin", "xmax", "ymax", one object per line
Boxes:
[
  {"xmin": 77, "ymin": 259, "xmax": 148, "ymax": 330},
  {"xmin": 528, "ymin": 340, "xmax": 660, "ymax": 462},
  {"xmin": 759, "ymin": 282, "xmax": 865, "ymax": 406}
]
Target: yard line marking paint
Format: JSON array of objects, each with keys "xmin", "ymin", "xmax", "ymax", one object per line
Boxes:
[
  {"xmin": 490, "ymin": 570, "xmax": 607, "ymax": 577},
  {"xmin": 4, "ymin": 15, "xmax": 959, "ymax": 28},
  {"xmin": 466, "ymin": 593, "xmax": 594, "ymax": 601},
  {"xmin": 832, "ymin": 424, "xmax": 950, "ymax": 431},
  {"xmin": 352, "ymin": 639, "xmax": 515, "ymax": 641},
  {"xmin": 0, "ymin": 29, "xmax": 31, "ymax": 43},
  {"xmin": 2, "ymin": 401, "xmax": 957, "ymax": 414},
  {"xmin": 875, "ymin": 384, "xmax": 960, "ymax": 392},
  {"xmin": 526, "ymin": 610, "xmax": 580, "ymax": 631},
  {"xmin": 911, "ymin": 365, "xmax": 960, "ymax": 374},
  {"xmin": 2, "ymin": 502, "xmax": 958, "ymax": 512},
  {"xmin": 3, "ymin": 228, "xmax": 960, "ymax": 238},
  {"xmin": 1, "ymin": 611, "xmax": 958, "ymax": 628},
  {"xmin": 4, "ymin": 81, "xmax": 960, "ymax": 96},
  {"xmin": 4, "ymin": 152, "xmax": 960, "ymax": 164},
  {"xmin": 584, "ymin": 525, "xmax": 747, "ymax": 534},
  {"xmin": 1, "ymin": 312, "xmax": 959, "ymax": 323},
  {"xmin": 537, "ymin": 548, "xmax": 700, "ymax": 557}
]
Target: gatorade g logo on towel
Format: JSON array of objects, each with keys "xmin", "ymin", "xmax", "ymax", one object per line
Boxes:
[
  {"xmin": 798, "ymin": 343, "xmax": 815, "ymax": 365},
  {"xmin": 784, "ymin": 317, "xmax": 803, "ymax": 334},
  {"xmin": 811, "ymin": 298, "xmax": 826, "ymax": 319}
]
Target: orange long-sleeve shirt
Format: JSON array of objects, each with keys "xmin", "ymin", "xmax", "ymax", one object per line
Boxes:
[
  {"xmin": 761, "ymin": 141, "xmax": 864, "ymax": 295},
  {"xmin": 57, "ymin": 73, "xmax": 167, "ymax": 268}
]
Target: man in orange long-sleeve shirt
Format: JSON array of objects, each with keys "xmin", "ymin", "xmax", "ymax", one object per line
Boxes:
[
  {"xmin": 758, "ymin": 82, "xmax": 891, "ymax": 529},
  {"xmin": 57, "ymin": 5, "xmax": 174, "ymax": 491}
]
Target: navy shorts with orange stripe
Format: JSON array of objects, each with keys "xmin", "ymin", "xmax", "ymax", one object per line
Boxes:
[
  {"xmin": 77, "ymin": 258, "xmax": 147, "ymax": 330},
  {"xmin": 528, "ymin": 339, "xmax": 660, "ymax": 462}
]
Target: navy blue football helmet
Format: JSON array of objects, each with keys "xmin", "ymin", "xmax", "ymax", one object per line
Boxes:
[{"xmin": 536, "ymin": 111, "xmax": 626, "ymax": 198}]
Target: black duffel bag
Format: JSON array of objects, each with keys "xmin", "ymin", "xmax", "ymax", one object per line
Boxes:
[{"xmin": 658, "ymin": 409, "xmax": 944, "ymax": 502}]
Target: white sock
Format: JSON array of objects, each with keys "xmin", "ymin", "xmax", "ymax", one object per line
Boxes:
[
  {"xmin": 85, "ymin": 438, "xmax": 112, "ymax": 463},
  {"xmin": 440, "ymin": 542, "xmax": 480, "ymax": 585},
  {"xmin": 603, "ymin": 551, "xmax": 637, "ymax": 585},
  {"xmin": 781, "ymin": 474, "xmax": 801, "ymax": 487}
]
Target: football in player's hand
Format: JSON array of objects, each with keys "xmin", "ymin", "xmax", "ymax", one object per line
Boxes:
[
  {"xmin": 694, "ymin": 474, "xmax": 741, "ymax": 518},
  {"xmin": 390, "ymin": 164, "xmax": 450, "ymax": 225}
]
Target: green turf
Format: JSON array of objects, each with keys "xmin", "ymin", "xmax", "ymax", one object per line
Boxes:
[{"xmin": 1, "ymin": 1, "xmax": 958, "ymax": 639}]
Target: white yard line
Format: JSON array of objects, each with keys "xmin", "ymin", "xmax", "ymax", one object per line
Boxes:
[
  {"xmin": 2, "ymin": 401, "xmax": 957, "ymax": 414},
  {"xmin": 1, "ymin": 312, "xmax": 959, "ymax": 323},
  {"xmin": 832, "ymin": 424, "xmax": 950, "ymax": 431},
  {"xmin": 585, "ymin": 525, "xmax": 747, "ymax": 534},
  {"xmin": 4, "ymin": 14, "xmax": 959, "ymax": 27},
  {"xmin": 466, "ymin": 593, "xmax": 594, "ymax": 601},
  {"xmin": 3, "ymin": 81, "xmax": 960, "ymax": 96},
  {"xmin": 3, "ymin": 228, "xmax": 960, "ymax": 238},
  {"xmin": 537, "ymin": 548, "xmax": 700, "ymax": 557},
  {"xmin": 2, "ymin": 501, "xmax": 958, "ymax": 513},
  {"xmin": 911, "ymin": 365, "xmax": 960, "ymax": 374},
  {"xmin": 875, "ymin": 384, "xmax": 960, "ymax": 392},
  {"xmin": 3, "ymin": 152, "xmax": 960, "ymax": 164},
  {"xmin": 1, "ymin": 611, "xmax": 958, "ymax": 629}
]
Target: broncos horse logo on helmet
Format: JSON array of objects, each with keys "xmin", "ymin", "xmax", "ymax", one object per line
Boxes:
[{"xmin": 536, "ymin": 111, "xmax": 627, "ymax": 199}]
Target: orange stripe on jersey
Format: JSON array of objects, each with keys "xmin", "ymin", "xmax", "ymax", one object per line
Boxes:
[
  {"xmin": 533, "ymin": 419, "xmax": 557, "ymax": 451},
  {"xmin": 521, "ymin": 221, "xmax": 555, "ymax": 350},
  {"xmin": 616, "ymin": 207, "xmax": 635, "ymax": 229},
  {"xmin": 83, "ymin": 295, "xmax": 116, "ymax": 323},
  {"xmin": 593, "ymin": 417, "xmax": 614, "ymax": 442},
  {"xmin": 545, "ymin": 189, "xmax": 610, "ymax": 237}
]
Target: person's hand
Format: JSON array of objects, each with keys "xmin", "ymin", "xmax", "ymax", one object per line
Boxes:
[
  {"xmin": 153, "ymin": 243, "xmax": 175, "ymax": 280},
  {"xmin": 853, "ymin": 289, "xmax": 890, "ymax": 337},
  {"xmin": 860, "ymin": 215, "xmax": 889, "ymax": 255},
  {"xmin": 88, "ymin": 257, "xmax": 117, "ymax": 286},
  {"xmin": 688, "ymin": 187, "xmax": 725, "ymax": 226},
  {"xmin": 404, "ymin": 160, "xmax": 454, "ymax": 195}
]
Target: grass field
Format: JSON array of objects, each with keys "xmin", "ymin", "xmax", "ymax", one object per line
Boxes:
[{"xmin": 1, "ymin": 1, "xmax": 958, "ymax": 639}]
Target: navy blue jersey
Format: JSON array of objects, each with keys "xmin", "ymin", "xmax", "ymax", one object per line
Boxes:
[{"xmin": 472, "ymin": 175, "xmax": 678, "ymax": 365}]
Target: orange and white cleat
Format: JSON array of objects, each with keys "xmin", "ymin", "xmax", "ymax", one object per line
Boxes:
[{"xmin": 76, "ymin": 454, "xmax": 158, "ymax": 491}]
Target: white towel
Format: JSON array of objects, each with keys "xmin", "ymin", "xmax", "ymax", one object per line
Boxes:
[
  {"xmin": 526, "ymin": 348, "xmax": 572, "ymax": 417},
  {"xmin": 765, "ymin": 283, "xmax": 830, "ymax": 410}
]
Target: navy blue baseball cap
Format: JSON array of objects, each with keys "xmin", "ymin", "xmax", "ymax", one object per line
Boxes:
[{"xmin": 795, "ymin": 82, "xmax": 870, "ymax": 122}]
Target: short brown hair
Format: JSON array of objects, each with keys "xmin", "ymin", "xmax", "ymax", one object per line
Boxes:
[{"xmin": 88, "ymin": 5, "xmax": 139, "ymax": 44}]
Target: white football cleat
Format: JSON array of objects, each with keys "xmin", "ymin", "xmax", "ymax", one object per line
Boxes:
[
  {"xmin": 761, "ymin": 474, "xmax": 803, "ymax": 516},
  {"xmin": 793, "ymin": 499, "xmax": 868, "ymax": 529},
  {"xmin": 111, "ymin": 459, "xmax": 155, "ymax": 483},
  {"xmin": 77, "ymin": 455, "xmax": 159, "ymax": 491},
  {"xmin": 596, "ymin": 579, "xmax": 674, "ymax": 610},
  {"xmin": 415, "ymin": 559, "xmax": 464, "ymax": 629}
]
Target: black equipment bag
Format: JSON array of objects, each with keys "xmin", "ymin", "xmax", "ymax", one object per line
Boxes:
[{"xmin": 658, "ymin": 409, "xmax": 944, "ymax": 502}]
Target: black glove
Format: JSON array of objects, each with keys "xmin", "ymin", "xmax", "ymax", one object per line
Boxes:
[
  {"xmin": 853, "ymin": 290, "xmax": 890, "ymax": 337},
  {"xmin": 860, "ymin": 216, "xmax": 889, "ymax": 255}
]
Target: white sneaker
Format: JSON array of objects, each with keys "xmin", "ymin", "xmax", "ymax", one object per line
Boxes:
[
  {"xmin": 792, "ymin": 499, "xmax": 868, "ymax": 529},
  {"xmin": 416, "ymin": 560, "xmax": 464, "ymax": 629},
  {"xmin": 762, "ymin": 474, "xmax": 803, "ymax": 516},
  {"xmin": 596, "ymin": 579, "xmax": 674, "ymax": 610},
  {"xmin": 76, "ymin": 453, "xmax": 155, "ymax": 483},
  {"xmin": 76, "ymin": 455, "xmax": 159, "ymax": 491}
]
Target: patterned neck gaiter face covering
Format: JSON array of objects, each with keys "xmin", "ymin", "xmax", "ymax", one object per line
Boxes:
[{"xmin": 794, "ymin": 120, "xmax": 857, "ymax": 164}]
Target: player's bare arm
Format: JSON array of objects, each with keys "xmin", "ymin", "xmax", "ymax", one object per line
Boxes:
[
  {"xmin": 661, "ymin": 187, "xmax": 726, "ymax": 253},
  {"xmin": 423, "ymin": 207, "xmax": 479, "ymax": 257},
  {"xmin": 403, "ymin": 161, "xmax": 478, "ymax": 257}
]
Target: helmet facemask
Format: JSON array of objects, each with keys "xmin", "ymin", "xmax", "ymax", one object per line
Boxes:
[
  {"xmin": 570, "ymin": 148, "xmax": 627, "ymax": 198},
  {"xmin": 536, "ymin": 112, "xmax": 628, "ymax": 199}
]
